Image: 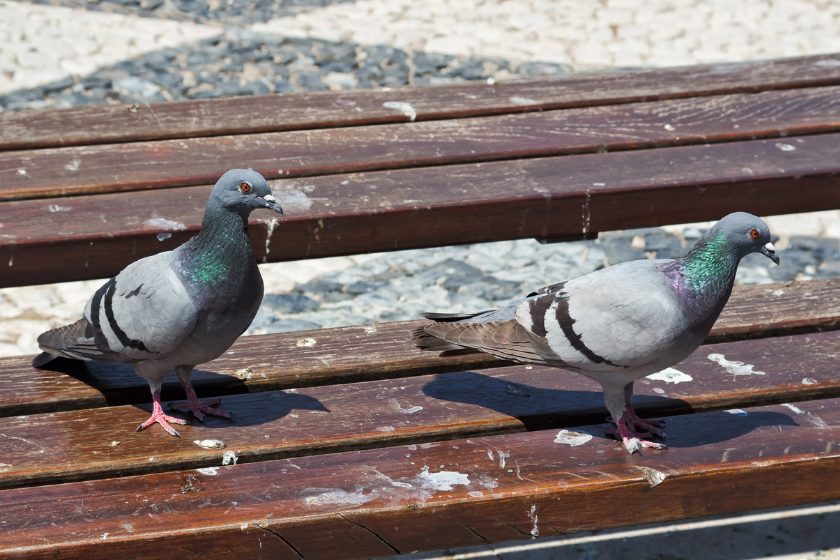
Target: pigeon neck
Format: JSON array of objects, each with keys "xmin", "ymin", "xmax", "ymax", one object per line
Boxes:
[
  {"xmin": 178, "ymin": 204, "xmax": 255, "ymax": 298},
  {"xmin": 662, "ymin": 230, "xmax": 739, "ymax": 315}
]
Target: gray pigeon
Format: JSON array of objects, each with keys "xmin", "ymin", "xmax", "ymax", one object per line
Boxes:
[
  {"xmin": 33, "ymin": 169, "xmax": 283, "ymax": 437},
  {"xmin": 414, "ymin": 212, "xmax": 779, "ymax": 453}
]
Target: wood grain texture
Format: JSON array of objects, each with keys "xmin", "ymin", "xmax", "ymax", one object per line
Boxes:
[
  {"xmin": 2, "ymin": 86, "xmax": 839, "ymax": 201},
  {"xmin": 2, "ymin": 53, "xmax": 840, "ymax": 151},
  {"xmin": 1, "ymin": 133, "xmax": 838, "ymax": 287},
  {"xmin": 0, "ymin": 329, "xmax": 838, "ymax": 490},
  {"xmin": 3, "ymin": 277, "xmax": 839, "ymax": 417},
  {"xmin": 1, "ymin": 396, "xmax": 839, "ymax": 558}
]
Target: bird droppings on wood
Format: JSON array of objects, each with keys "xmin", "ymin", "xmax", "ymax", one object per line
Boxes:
[
  {"xmin": 194, "ymin": 439, "xmax": 226, "ymax": 449},
  {"xmin": 708, "ymin": 353, "xmax": 766, "ymax": 375},
  {"xmin": 0, "ymin": 464, "xmax": 11, "ymax": 473},
  {"xmin": 554, "ymin": 430, "xmax": 593, "ymax": 446},
  {"xmin": 180, "ymin": 473, "xmax": 203, "ymax": 494},
  {"xmin": 222, "ymin": 450, "xmax": 238, "ymax": 465},
  {"xmin": 664, "ymin": 124, "xmax": 676, "ymax": 131},
  {"xmin": 528, "ymin": 504, "xmax": 539, "ymax": 537},
  {"xmin": 46, "ymin": 204, "xmax": 72, "ymax": 212},
  {"xmin": 196, "ymin": 467, "xmax": 219, "ymax": 476},
  {"xmin": 382, "ymin": 101, "xmax": 417, "ymax": 121},
  {"xmin": 143, "ymin": 217, "xmax": 187, "ymax": 231},
  {"xmin": 638, "ymin": 466, "xmax": 667, "ymax": 487},
  {"xmin": 364, "ymin": 325, "xmax": 377, "ymax": 333},
  {"xmin": 235, "ymin": 366, "xmax": 253, "ymax": 380},
  {"xmin": 646, "ymin": 367, "xmax": 693, "ymax": 384},
  {"xmin": 376, "ymin": 426, "xmax": 396, "ymax": 432},
  {"xmin": 263, "ymin": 218, "xmax": 280, "ymax": 261},
  {"xmin": 803, "ymin": 378, "xmax": 817, "ymax": 385},
  {"xmin": 776, "ymin": 143, "xmax": 796, "ymax": 151},
  {"xmin": 773, "ymin": 289, "xmax": 785, "ymax": 296},
  {"xmin": 509, "ymin": 96, "xmax": 537, "ymax": 106},
  {"xmin": 296, "ymin": 337, "xmax": 316, "ymax": 347},
  {"xmin": 109, "ymin": 441, "xmax": 120, "ymax": 447}
]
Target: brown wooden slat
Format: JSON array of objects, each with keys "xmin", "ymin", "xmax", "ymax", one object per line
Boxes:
[
  {"xmin": 2, "ymin": 86, "xmax": 839, "ymax": 201},
  {"xmin": 1, "ymin": 133, "xmax": 838, "ymax": 287},
  {"xmin": 1, "ymin": 329, "xmax": 838, "ymax": 490},
  {"xmin": 1, "ymin": 397, "xmax": 839, "ymax": 558},
  {"xmin": 2, "ymin": 53, "xmax": 840, "ymax": 151},
  {"xmin": 2, "ymin": 276, "xmax": 839, "ymax": 418}
]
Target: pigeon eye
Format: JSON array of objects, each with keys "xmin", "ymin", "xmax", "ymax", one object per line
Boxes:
[
  {"xmin": 240, "ymin": 182, "xmax": 252, "ymax": 193},
  {"xmin": 749, "ymin": 229, "xmax": 760, "ymax": 240}
]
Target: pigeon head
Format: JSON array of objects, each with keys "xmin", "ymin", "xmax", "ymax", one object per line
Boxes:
[
  {"xmin": 709, "ymin": 212, "xmax": 779, "ymax": 264},
  {"xmin": 210, "ymin": 169, "xmax": 284, "ymax": 217}
]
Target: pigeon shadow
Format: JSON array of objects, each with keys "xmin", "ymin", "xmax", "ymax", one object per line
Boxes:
[
  {"xmin": 35, "ymin": 357, "xmax": 331, "ymax": 428},
  {"xmin": 421, "ymin": 371, "xmax": 799, "ymax": 448},
  {"xmin": 131, "ymin": 389, "xmax": 331, "ymax": 429},
  {"xmin": 37, "ymin": 357, "xmax": 253, "ymax": 407}
]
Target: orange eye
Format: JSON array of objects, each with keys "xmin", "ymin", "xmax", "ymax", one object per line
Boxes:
[
  {"xmin": 240, "ymin": 182, "xmax": 251, "ymax": 193},
  {"xmin": 750, "ymin": 229, "xmax": 760, "ymax": 239}
]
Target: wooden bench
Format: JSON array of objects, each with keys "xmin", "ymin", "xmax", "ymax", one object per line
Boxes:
[{"xmin": 1, "ymin": 53, "xmax": 840, "ymax": 558}]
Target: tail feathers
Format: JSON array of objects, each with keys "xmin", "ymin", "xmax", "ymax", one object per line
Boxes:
[
  {"xmin": 33, "ymin": 317, "xmax": 116, "ymax": 367},
  {"xmin": 415, "ymin": 319, "xmax": 544, "ymax": 364},
  {"xmin": 421, "ymin": 309, "xmax": 497, "ymax": 322},
  {"xmin": 412, "ymin": 325, "xmax": 469, "ymax": 352}
]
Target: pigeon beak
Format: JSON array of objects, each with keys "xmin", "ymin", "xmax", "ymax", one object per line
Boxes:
[
  {"xmin": 760, "ymin": 242, "xmax": 780, "ymax": 265},
  {"xmin": 262, "ymin": 194, "xmax": 284, "ymax": 215}
]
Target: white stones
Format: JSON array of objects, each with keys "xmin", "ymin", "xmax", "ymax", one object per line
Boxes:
[{"xmin": 0, "ymin": 1, "xmax": 218, "ymax": 96}]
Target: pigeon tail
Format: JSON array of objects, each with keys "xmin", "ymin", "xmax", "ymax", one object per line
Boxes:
[
  {"xmin": 412, "ymin": 325, "xmax": 467, "ymax": 352},
  {"xmin": 415, "ymin": 319, "xmax": 545, "ymax": 364},
  {"xmin": 34, "ymin": 317, "xmax": 117, "ymax": 365}
]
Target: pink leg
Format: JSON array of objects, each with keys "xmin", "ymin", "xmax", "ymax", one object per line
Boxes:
[
  {"xmin": 625, "ymin": 404, "xmax": 666, "ymax": 437},
  {"xmin": 168, "ymin": 383, "xmax": 235, "ymax": 423},
  {"xmin": 136, "ymin": 390, "xmax": 187, "ymax": 437}
]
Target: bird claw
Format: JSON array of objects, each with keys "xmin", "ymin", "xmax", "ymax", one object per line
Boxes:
[
  {"xmin": 170, "ymin": 397, "xmax": 234, "ymax": 422},
  {"xmin": 609, "ymin": 411, "xmax": 668, "ymax": 454},
  {"xmin": 136, "ymin": 410, "xmax": 186, "ymax": 438}
]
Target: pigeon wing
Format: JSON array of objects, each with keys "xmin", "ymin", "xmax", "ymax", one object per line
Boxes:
[
  {"xmin": 83, "ymin": 252, "xmax": 199, "ymax": 362},
  {"xmin": 515, "ymin": 260, "xmax": 688, "ymax": 372}
]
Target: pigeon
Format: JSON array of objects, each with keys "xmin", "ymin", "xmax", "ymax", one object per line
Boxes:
[
  {"xmin": 414, "ymin": 212, "xmax": 779, "ymax": 453},
  {"xmin": 32, "ymin": 169, "xmax": 284, "ymax": 437}
]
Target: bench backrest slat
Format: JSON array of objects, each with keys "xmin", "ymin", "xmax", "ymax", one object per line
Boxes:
[
  {"xmin": 1, "ymin": 132, "xmax": 837, "ymax": 287},
  {"xmin": 2, "ymin": 54, "xmax": 839, "ymax": 151}
]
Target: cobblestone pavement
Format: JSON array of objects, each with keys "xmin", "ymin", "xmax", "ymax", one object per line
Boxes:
[{"xmin": 1, "ymin": 1, "xmax": 840, "ymax": 556}]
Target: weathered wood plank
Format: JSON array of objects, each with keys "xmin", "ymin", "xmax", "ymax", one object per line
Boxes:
[
  {"xmin": 3, "ymin": 277, "xmax": 839, "ymax": 417},
  {"xmin": 1, "ymin": 397, "xmax": 839, "ymax": 558},
  {"xmin": 1, "ymin": 330, "xmax": 838, "ymax": 490},
  {"xmin": 1, "ymin": 133, "xmax": 838, "ymax": 287},
  {"xmin": 2, "ymin": 86, "xmax": 839, "ymax": 201},
  {"xmin": 2, "ymin": 53, "xmax": 840, "ymax": 151}
]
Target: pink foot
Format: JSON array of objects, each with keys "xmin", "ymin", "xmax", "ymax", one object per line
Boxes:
[
  {"xmin": 137, "ymin": 391, "xmax": 187, "ymax": 437},
  {"xmin": 608, "ymin": 412, "xmax": 667, "ymax": 454},
  {"xmin": 168, "ymin": 385, "xmax": 235, "ymax": 423},
  {"xmin": 625, "ymin": 405, "xmax": 666, "ymax": 437}
]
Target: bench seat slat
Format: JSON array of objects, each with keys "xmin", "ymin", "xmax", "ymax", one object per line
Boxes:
[
  {"xmin": 1, "ymin": 397, "xmax": 839, "ymax": 558},
  {"xmin": 1, "ymin": 329, "xmax": 839, "ymax": 490},
  {"xmin": 2, "ymin": 86, "xmax": 839, "ymax": 202},
  {"xmin": 2, "ymin": 277, "xmax": 838, "ymax": 417},
  {"xmin": 1, "ymin": 54, "xmax": 839, "ymax": 152},
  {"xmin": 1, "ymin": 133, "xmax": 838, "ymax": 287}
]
